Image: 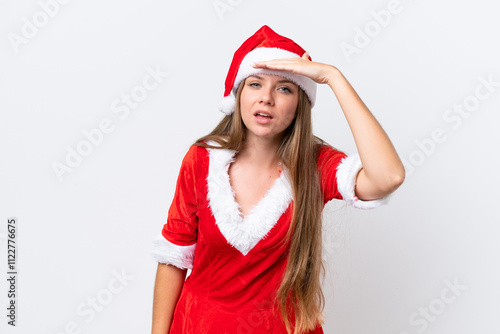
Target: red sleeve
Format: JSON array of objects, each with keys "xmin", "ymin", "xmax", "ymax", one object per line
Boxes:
[
  {"xmin": 317, "ymin": 144, "xmax": 348, "ymax": 204},
  {"xmin": 317, "ymin": 144, "xmax": 391, "ymax": 209},
  {"xmin": 162, "ymin": 144, "xmax": 199, "ymax": 246},
  {"xmin": 152, "ymin": 144, "xmax": 199, "ymax": 269}
]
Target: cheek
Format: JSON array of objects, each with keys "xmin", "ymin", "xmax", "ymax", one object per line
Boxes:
[
  {"xmin": 278, "ymin": 108, "xmax": 297, "ymax": 129},
  {"xmin": 239, "ymin": 91, "xmax": 253, "ymax": 114},
  {"xmin": 284, "ymin": 98, "xmax": 298, "ymax": 120},
  {"xmin": 283, "ymin": 112, "xmax": 296, "ymax": 126}
]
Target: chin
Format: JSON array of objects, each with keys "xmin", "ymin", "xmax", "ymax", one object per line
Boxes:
[{"xmin": 247, "ymin": 129, "xmax": 280, "ymax": 140}]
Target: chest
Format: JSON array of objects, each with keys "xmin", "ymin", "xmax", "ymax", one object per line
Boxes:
[
  {"xmin": 227, "ymin": 162, "xmax": 282, "ymax": 219},
  {"xmin": 201, "ymin": 142, "xmax": 293, "ymax": 256}
]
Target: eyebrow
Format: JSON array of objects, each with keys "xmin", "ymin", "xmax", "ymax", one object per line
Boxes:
[{"xmin": 248, "ymin": 75, "xmax": 296, "ymax": 85}]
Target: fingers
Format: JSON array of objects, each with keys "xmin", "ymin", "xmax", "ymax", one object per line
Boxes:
[
  {"xmin": 254, "ymin": 62, "xmax": 296, "ymax": 72},
  {"xmin": 252, "ymin": 53, "xmax": 310, "ymax": 69},
  {"xmin": 251, "ymin": 58, "xmax": 302, "ymax": 71}
]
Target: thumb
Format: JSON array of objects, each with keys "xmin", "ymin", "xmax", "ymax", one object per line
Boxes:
[{"xmin": 302, "ymin": 51, "xmax": 310, "ymax": 60}]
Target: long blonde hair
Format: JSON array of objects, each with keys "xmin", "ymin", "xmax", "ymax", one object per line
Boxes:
[{"xmin": 195, "ymin": 78, "xmax": 334, "ymax": 333}]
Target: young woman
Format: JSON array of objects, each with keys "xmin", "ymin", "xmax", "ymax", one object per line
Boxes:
[{"xmin": 151, "ymin": 25, "xmax": 405, "ymax": 334}]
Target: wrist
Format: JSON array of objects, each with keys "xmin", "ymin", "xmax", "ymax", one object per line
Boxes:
[{"xmin": 325, "ymin": 66, "xmax": 343, "ymax": 87}]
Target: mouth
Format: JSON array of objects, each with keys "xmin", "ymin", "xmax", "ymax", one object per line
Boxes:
[{"xmin": 254, "ymin": 111, "xmax": 273, "ymax": 119}]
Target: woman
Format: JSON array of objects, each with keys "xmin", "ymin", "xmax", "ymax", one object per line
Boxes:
[{"xmin": 151, "ymin": 25, "xmax": 405, "ymax": 334}]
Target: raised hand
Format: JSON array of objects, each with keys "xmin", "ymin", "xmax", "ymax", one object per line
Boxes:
[{"xmin": 251, "ymin": 52, "xmax": 338, "ymax": 85}]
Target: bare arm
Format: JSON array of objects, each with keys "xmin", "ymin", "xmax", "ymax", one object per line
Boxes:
[
  {"xmin": 252, "ymin": 53, "xmax": 406, "ymax": 201},
  {"xmin": 325, "ymin": 67, "xmax": 405, "ymax": 200},
  {"xmin": 151, "ymin": 263, "xmax": 187, "ymax": 334}
]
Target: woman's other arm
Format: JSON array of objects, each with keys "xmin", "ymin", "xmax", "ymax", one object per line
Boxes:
[
  {"xmin": 252, "ymin": 53, "xmax": 406, "ymax": 201},
  {"xmin": 151, "ymin": 263, "xmax": 187, "ymax": 334},
  {"xmin": 325, "ymin": 67, "xmax": 405, "ymax": 200}
]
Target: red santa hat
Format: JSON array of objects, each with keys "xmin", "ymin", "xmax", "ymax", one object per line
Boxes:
[{"xmin": 219, "ymin": 25, "xmax": 317, "ymax": 115}]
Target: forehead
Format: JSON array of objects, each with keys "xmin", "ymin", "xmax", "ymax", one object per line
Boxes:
[{"xmin": 247, "ymin": 74, "xmax": 298, "ymax": 85}]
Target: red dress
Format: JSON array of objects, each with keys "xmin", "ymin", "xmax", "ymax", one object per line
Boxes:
[{"xmin": 152, "ymin": 140, "xmax": 390, "ymax": 334}]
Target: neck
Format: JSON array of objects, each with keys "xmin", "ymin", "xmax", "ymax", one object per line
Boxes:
[{"xmin": 239, "ymin": 132, "xmax": 282, "ymax": 169}]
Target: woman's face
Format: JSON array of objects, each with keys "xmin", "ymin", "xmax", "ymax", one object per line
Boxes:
[{"xmin": 239, "ymin": 73, "xmax": 299, "ymax": 142}]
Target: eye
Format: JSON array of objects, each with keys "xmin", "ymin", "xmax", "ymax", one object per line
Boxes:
[
  {"xmin": 249, "ymin": 82, "xmax": 261, "ymax": 87},
  {"xmin": 279, "ymin": 86, "xmax": 292, "ymax": 93}
]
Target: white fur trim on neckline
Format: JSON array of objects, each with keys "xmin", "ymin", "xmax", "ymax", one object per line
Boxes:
[{"xmin": 205, "ymin": 140, "xmax": 293, "ymax": 256}]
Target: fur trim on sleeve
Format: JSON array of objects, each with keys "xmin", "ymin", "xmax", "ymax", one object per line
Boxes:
[
  {"xmin": 152, "ymin": 234, "xmax": 196, "ymax": 270},
  {"xmin": 336, "ymin": 153, "xmax": 392, "ymax": 209}
]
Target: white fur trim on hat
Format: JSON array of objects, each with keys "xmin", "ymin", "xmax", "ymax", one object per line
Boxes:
[
  {"xmin": 219, "ymin": 94, "xmax": 236, "ymax": 115},
  {"xmin": 219, "ymin": 47, "xmax": 317, "ymax": 115}
]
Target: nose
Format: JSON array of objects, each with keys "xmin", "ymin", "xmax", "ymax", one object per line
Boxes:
[{"xmin": 259, "ymin": 85, "xmax": 274, "ymax": 105}]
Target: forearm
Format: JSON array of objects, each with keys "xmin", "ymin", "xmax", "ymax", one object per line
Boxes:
[
  {"xmin": 152, "ymin": 263, "xmax": 187, "ymax": 334},
  {"xmin": 326, "ymin": 67, "xmax": 405, "ymax": 191}
]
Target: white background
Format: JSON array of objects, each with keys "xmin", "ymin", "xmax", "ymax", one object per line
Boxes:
[{"xmin": 1, "ymin": 0, "xmax": 499, "ymax": 333}]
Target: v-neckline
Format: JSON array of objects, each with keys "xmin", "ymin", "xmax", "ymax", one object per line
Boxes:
[
  {"xmin": 227, "ymin": 159, "xmax": 284, "ymax": 221},
  {"xmin": 205, "ymin": 140, "xmax": 293, "ymax": 256}
]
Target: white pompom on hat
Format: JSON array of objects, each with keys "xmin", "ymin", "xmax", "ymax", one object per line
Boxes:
[{"xmin": 219, "ymin": 25, "xmax": 317, "ymax": 115}]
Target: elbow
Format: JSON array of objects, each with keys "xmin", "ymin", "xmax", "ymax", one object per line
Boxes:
[
  {"xmin": 391, "ymin": 177, "xmax": 405, "ymax": 193},
  {"xmin": 385, "ymin": 169, "xmax": 405, "ymax": 192},
  {"xmin": 355, "ymin": 168, "xmax": 405, "ymax": 201},
  {"xmin": 373, "ymin": 167, "xmax": 405, "ymax": 195},
  {"xmin": 395, "ymin": 164, "xmax": 406, "ymax": 186}
]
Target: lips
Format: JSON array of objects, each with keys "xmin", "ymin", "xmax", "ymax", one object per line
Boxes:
[{"xmin": 254, "ymin": 110, "xmax": 273, "ymax": 119}]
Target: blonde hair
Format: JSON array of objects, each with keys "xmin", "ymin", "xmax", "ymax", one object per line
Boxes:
[{"xmin": 195, "ymin": 78, "xmax": 335, "ymax": 333}]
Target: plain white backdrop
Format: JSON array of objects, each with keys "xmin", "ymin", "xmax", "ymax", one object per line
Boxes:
[{"xmin": 1, "ymin": 0, "xmax": 499, "ymax": 333}]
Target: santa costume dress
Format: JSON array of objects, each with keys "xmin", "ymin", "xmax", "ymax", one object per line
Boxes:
[
  {"xmin": 152, "ymin": 139, "xmax": 390, "ymax": 334},
  {"xmin": 152, "ymin": 24, "xmax": 391, "ymax": 334}
]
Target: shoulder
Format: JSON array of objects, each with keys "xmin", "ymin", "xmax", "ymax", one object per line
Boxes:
[
  {"xmin": 178, "ymin": 142, "xmax": 208, "ymax": 169},
  {"xmin": 189, "ymin": 138, "xmax": 233, "ymax": 158},
  {"xmin": 186, "ymin": 142, "xmax": 209, "ymax": 156},
  {"xmin": 315, "ymin": 143, "xmax": 347, "ymax": 165}
]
